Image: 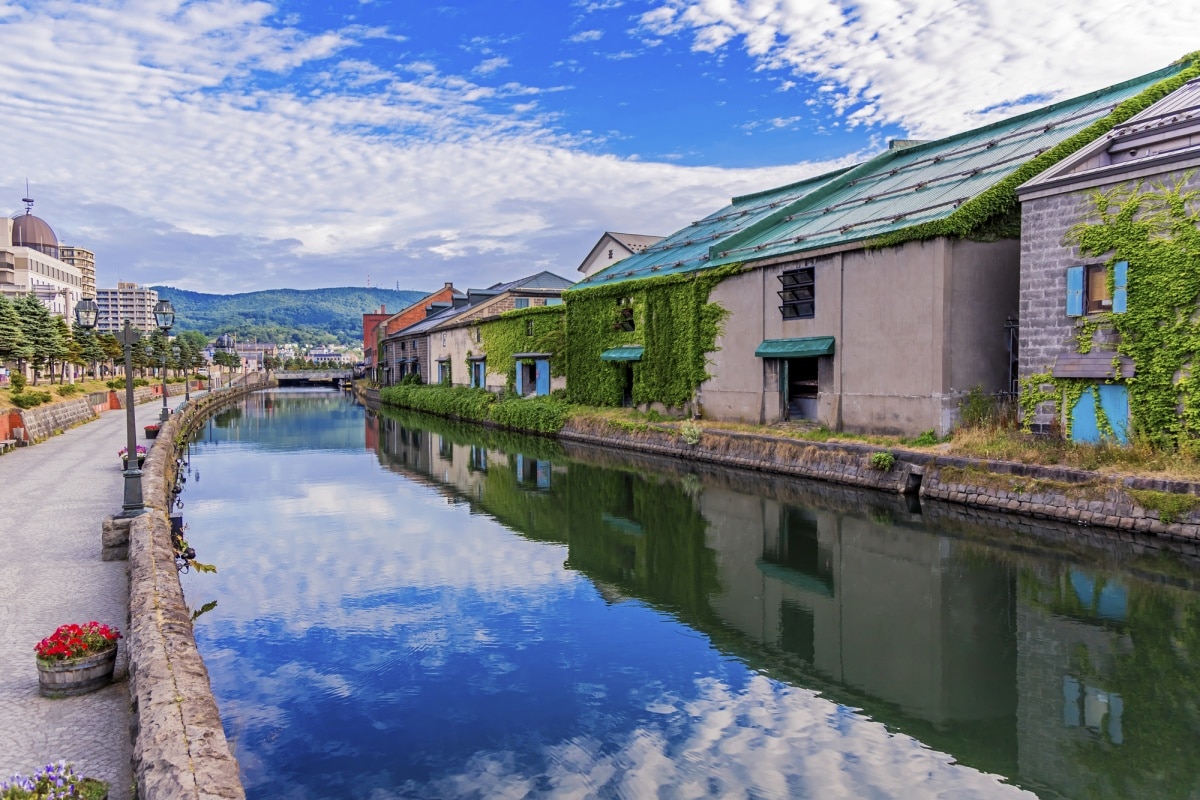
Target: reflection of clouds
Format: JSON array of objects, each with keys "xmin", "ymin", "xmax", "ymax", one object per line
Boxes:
[
  {"xmin": 418, "ymin": 676, "xmax": 1034, "ymax": 799},
  {"xmin": 180, "ymin": 448, "xmax": 578, "ymax": 641}
]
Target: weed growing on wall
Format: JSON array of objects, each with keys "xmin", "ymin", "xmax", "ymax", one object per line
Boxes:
[{"xmin": 563, "ymin": 266, "xmax": 738, "ymax": 408}]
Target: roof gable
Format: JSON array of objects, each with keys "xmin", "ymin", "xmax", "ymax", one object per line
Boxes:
[{"xmin": 1019, "ymin": 76, "xmax": 1200, "ymax": 195}]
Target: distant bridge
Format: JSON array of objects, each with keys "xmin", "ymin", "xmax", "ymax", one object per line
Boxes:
[{"xmin": 274, "ymin": 370, "xmax": 353, "ymax": 385}]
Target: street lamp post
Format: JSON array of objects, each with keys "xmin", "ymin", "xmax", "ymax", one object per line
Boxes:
[
  {"xmin": 75, "ymin": 298, "xmax": 145, "ymax": 517},
  {"xmin": 173, "ymin": 343, "xmax": 190, "ymax": 403},
  {"xmin": 154, "ymin": 300, "xmax": 174, "ymax": 422}
]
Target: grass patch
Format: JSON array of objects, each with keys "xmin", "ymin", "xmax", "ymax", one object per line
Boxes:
[
  {"xmin": 1126, "ymin": 489, "xmax": 1200, "ymax": 523},
  {"xmin": 937, "ymin": 465, "xmax": 1112, "ymax": 500}
]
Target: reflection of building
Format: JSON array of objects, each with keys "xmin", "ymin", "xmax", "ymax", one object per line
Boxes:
[
  {"xmin": 1015, "ymin": 568, "xmax": 1130, "ymax": 799},
  {"xmin": 96, "ymin": 282, "xmax": 158, "ymax": 332},
  {"xmin": 0, "ymin": 198, "xmax": 84, "ymax": 319}
]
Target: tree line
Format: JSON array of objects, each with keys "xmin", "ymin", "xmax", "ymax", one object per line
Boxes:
[{"xmin": 0, "ymin": 294, "xmax": 210, "ymax": 383}]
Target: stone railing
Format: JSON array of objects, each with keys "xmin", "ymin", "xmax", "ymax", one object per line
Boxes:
[{"xmin": 117, "ymin": 378, "xmax": 271, "ymax": 800}]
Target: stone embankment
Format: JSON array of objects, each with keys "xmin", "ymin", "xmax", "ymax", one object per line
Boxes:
[
  {"xmin": 363, "ymin": 385, "xmax": 1200, "ymax": 553},
  {"xmin": 114, "ymin": 380, "xmax": 266, "ymax": 800}
]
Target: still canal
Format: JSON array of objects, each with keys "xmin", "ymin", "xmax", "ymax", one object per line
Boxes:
[{"xmin": 178, "ymin": 388, "xmax": 1200, "ymax": 799}]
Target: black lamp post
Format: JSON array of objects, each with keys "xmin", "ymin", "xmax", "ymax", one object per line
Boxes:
[
  {"xmin": 154, "ymin": 300, "xmax": 174, "ymax": 422},
  {"xmin": 75, "ymin": 298, "xmax": 145, "ymax": 517}
]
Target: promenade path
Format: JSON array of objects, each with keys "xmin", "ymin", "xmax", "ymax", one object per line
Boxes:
[{"xmin": 0, "ymin": 393, "xmax": 189, "ymax": 799}]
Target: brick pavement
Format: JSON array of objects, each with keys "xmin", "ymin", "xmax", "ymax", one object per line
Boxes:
[{"xmin": 0, "ymin": 394, "xmax": 187, "ymax": 799}]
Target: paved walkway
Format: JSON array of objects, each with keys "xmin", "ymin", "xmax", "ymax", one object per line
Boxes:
[{"xmin": 0, "ymin": 393, "xmax": 189, "ymax": 797}]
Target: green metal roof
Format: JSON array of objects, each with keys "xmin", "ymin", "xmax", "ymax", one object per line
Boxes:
[
  {"xmin": 575, "ymin": 63, "xmax": 1185, "ymax": 290},
  {"xmin": 754, "ymin": 337, "xmax": 835, "ymax": 358},
  {"xmin": 600, "ymin": 345, "xmax": 644, "ymax": 361}
]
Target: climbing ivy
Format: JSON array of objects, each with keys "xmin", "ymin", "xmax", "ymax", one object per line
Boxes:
[
  {"xmin": 1018, "ymin": 371, "xmax": 1113, "ymax": 441},
  {"xmin": 870, "ymin": 52, "xmax": 1200, "ymax": 250},
  {"xmin": 1065, "ymin": 174, "xmax": 1200, "ymax": 450},
  {"xmin": 478, "ymin": 305, "xmax": 566, "ymax": 390},
  {"xmin": 563, "ymin": 265, "xmax": 739, "ymax": 408}
]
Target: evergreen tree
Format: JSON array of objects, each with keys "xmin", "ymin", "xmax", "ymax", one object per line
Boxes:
[
  {"xmin": 0, "ymin": 295, "xmax": 31, "ymax": 365},
  {"xmin": 14, "ymin": 294, "xmax": 64, "ymax": 382}
]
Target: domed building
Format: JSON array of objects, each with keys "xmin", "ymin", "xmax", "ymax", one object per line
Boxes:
[{"xmin": 0, "ymin": 196, "xmax": 85, "ymax": 320}]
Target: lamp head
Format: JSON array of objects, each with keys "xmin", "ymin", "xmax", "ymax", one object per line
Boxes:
[
  {"xmin": 154, "ymin": 299, "xmax": 175, "ymax": 331},
  {"xmin": 74, "ymin": 297, "xmax": 99, "ymax": 329}
]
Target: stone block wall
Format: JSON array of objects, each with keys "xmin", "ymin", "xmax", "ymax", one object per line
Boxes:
[
  {"xmin": 121, "ymin": 380, "xmax": 268, "ymax": 800},
  {"xmin": 18, "ymin": 396, "xmax": 97, "ymax": 442},
  {"xmin": 1019, "ymin": 168, "xmax": 1200, "ymax": 429}
]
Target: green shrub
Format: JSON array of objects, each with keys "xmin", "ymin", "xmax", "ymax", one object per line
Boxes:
[
  {"xmin": 380, "ymin": 384, "xmax": 496, "ymax": 422},
  {"xmin": 9, "ymin": 373, "xmax": 27, "ymax": 393},
  {"xmin": 680, "ymin": 419, "xmax": 702, "ymax": 445},
  {"xmin": 868, "ymin": 451, "xmax": 895, "ymax": 471},
  {"xmin": 11, "ymin": 391, "xmax": 52, "ymax": 409},
  {"xmin": 490, "ymin": 395, "xmax": 570, "ymax": 434},
  {"xmin": 56, "ymin": 384, "xmax": 82, "ymax": 397},
  {"xmin": 909, "ymin": 429, "xmax": 939, "ymax": 447}
]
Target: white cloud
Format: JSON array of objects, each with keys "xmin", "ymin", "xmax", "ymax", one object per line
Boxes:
[
  {"xmin": 638, "ymin": 0, "xmax": 1200, "ymax": 138},
  {"xmin": 567, "ymin": 29, "xmax": 603, "ymax": 43},
  {"xmin": 473, "ymin": 56, "xmax": 510, "ymax": 75},
  {"xmin": 0, "ymin": 0, "xmax": 817, "ymax": 293}
]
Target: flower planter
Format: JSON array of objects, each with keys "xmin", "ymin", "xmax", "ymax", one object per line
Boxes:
[
  {"xmin": 144, "ymin": 425, "xmax": 160, "ymax": 439},
  {"xmin": 121, "ymin": 456, "xmax": 146, "ymax": 470},
  {"xmin": 36, "ymin": 644, "xmax": 118, "ymax": 698}
]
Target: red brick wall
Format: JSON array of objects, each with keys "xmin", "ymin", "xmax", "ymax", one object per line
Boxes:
[{"xmin": 385, "ymin": 286, "xmax": 458, "ymax": 336}]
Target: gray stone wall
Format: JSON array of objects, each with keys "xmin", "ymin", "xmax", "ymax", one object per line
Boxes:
[
  {"xmin": 1018, "ymin": 168, "xmax": 1200, "ymax": 429},
  {"xmin": 18, "ymin": 396, "xmax": 97, "ymax": 442}
]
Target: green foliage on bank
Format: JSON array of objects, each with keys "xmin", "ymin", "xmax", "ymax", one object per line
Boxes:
[
  {"xmin": 478, "ymin": 306, "xmax": 566, "ymax": 389},
  {"xmin": 562, "ymin": 266, "xmax": 737, "ymax": 408},
  {"xmin": 870, "ymin": 52, "xmax": 1200, "ymax": 250},
  {"xmin": 152, "ymin": 286, "xmax": 426, "ymax": 347},
  {"xmin": 379, "ymin": 383, "xmax": 572, "ymax": 434}
]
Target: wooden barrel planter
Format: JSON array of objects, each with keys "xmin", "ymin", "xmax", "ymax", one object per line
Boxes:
[{"xmin": 37, "ymin": 645, "xmax": 118, "ymax": 698}]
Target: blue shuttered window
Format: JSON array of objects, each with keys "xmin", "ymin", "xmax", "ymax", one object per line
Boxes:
[
  {"xmin": 1066, "ymin": 266, "xmax": 1084, "ymax": 317},
  {"xmin": 1113, "ymin": 260, "xmax": 1128, "ymax": 313}
]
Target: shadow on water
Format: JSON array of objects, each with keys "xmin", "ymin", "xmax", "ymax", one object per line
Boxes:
[{"xmin": 371, "ymin": 404, "xmax": 1200, "ymax": 800}]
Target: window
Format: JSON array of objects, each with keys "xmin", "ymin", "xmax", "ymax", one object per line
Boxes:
[
  {"xmin": 778, "ymin": 267, "xmax": 815, "ymax": 319},
  {"xmin": 1086, "ymin": 264, "xmax": 1111, "ymax": 313},
  {"xmin": 616, "ymin": 297, "xmax": 635, "ymax": 332},
  {"xmin": 514, "ymin": 297, "xmax": 530, "ymax": 309},
  {"xmin": 526, "ymin": 319, "xmax": 535, "ymax": 336},
  {"xmin": 545, "ymin": 297, "xmax": 563, "ymax": 306},
  {"xmin": 1067, "ymin": 262, "xmax": 1127, "ymax": 316}
]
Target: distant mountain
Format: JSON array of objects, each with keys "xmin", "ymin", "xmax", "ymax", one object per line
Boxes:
[{"xmin": 151, "ymin": 286, "xmax": 427, "ymax": 348}]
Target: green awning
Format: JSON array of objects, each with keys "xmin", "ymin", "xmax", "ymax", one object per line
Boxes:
[
  {"xmin": 754, "ymin": 336, "xmax": 835, "ymax": 358},
  {"xmin": 600, "ymin": 346, "xmax": 644, "ymax": 362}
]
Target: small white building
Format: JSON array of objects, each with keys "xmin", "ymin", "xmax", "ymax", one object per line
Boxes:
[{"xmin": 576, "ymin": 232, "xmax": 664, "ymax": 279}]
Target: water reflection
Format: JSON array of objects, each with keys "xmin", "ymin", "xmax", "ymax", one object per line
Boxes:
[{"xmin": 180, "ymin": 391, "xmax": 1200, "ymax": 799}]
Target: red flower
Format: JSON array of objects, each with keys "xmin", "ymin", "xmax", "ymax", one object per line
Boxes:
[{"xmin": 35, "ymin": 621, "xmax": 121, "ymax": 661}]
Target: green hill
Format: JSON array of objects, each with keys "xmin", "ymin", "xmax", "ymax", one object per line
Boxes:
[{"xmin": 151, "ymin": 286, "xmax": 427, "ymax": 348}]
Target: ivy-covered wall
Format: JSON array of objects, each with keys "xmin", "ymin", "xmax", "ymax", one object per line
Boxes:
[
  {"xmin": 478, "ymin": 305, "xmax": 566, "ymax": 390},
  {"xmin": 1019, "ymin": 172, "xmax": 1200, "ymax": 448},
  {"xmin": 562, "ymin": 265, "xmax": 738, "ymax": 408}
]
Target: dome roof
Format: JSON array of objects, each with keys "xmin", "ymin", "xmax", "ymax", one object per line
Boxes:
[{"xmin": 11, "ymin": 212, "xmax": 59, "ymax": 259}]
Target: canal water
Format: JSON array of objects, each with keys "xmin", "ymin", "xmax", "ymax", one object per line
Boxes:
[{"xmin": 178, "ymin": 388, "xmax": 1200, "ymax": 799}]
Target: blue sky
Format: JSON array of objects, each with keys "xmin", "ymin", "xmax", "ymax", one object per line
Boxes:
[{"xmin": 0, "ymin": 0, "xmax": 1194, "ymax": 293}]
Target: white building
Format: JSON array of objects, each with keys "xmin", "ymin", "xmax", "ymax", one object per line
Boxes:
[
  {"xmin": 96, "ymin": 282, "xmax": 159, "ymax": 333},
  {"xmin": 0, "ymin": 200, "xmax": 84, "ymax": 320}
]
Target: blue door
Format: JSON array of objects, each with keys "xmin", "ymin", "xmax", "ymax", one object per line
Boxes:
[
  {"xmin": 535, "ymin": 359, "xmax": 550, "ymax": 396},
  {"xmin": 1070, "ymin": 384, "xmax": 1129, "ymax": 444},
  {"xmin": 515, "ymin": 363, "xmax": 525, "ymax": 396}
]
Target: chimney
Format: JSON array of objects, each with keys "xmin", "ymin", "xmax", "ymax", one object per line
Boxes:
[
  {"xmin": 445, "ymin": 282, "xmax": 453, "ymax": 289},
  {"xmin": 380, "ymin": 304, "xmax": 386, "ymax": 314}
]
